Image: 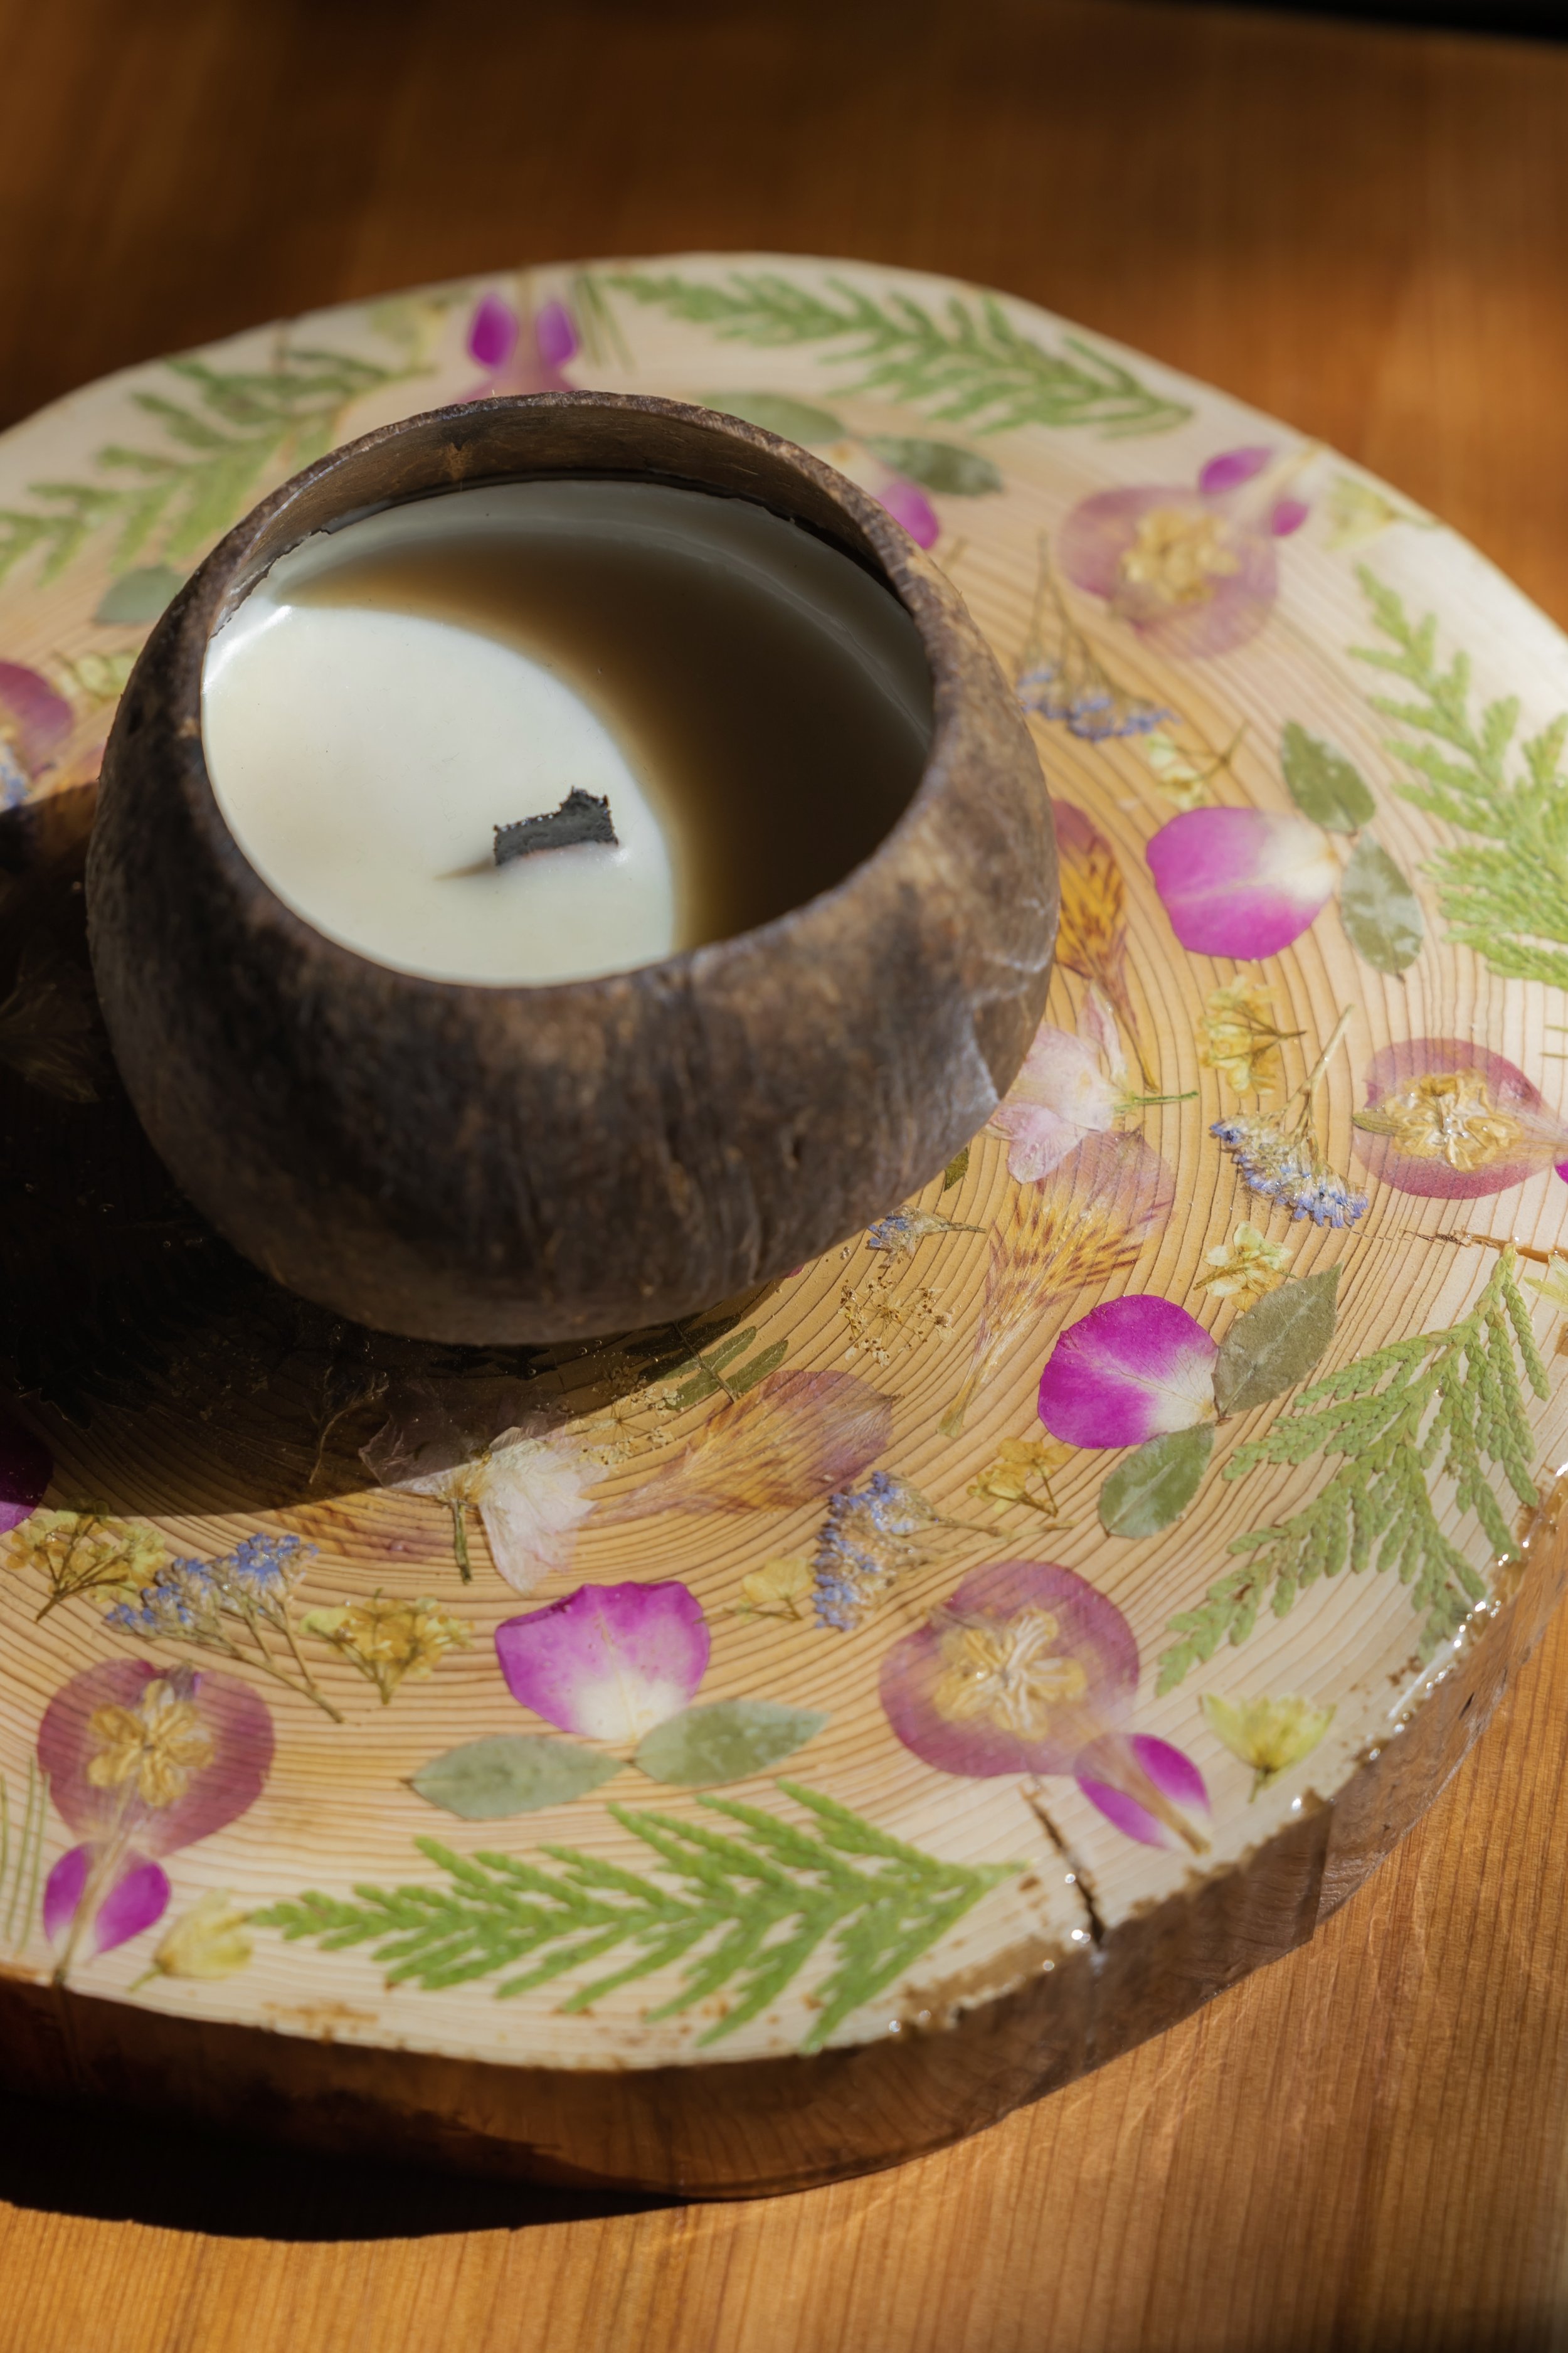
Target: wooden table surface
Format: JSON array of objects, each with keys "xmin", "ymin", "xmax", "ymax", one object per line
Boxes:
[{"xmin": 4, "ymin": 0, "xmax": 1568, "ymax": 2343}]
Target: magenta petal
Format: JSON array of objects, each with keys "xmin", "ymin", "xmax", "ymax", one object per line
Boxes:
[
  {"xmin": 92, "ymin": 1854, "xmax": 170, "ymax": 1954},
  {"xmin": 0, "ymin": 662, "xmax": 72, "ymax": 774},
  {"xmin": 1075, "ymin": 1733, "xmax": 1209, "ymax": 1849},
  {"xmin": 1556, "ymin": 1161, "xmax": 1568, "ymax": 1186},
  {"xmin": 467, "ymin": 293, "xmax": 520, "ymax": 371},
  {"xmin": 1039, "ymin": 1297, "xmax": 1216, "ymax": 1449},
  {"xmin": 1271, "ymin": 496, "xmax": 1310, "ymax": 537},
  {"xmin": 876, "ymin": 477, "xmax": 940, "ymax": 548},
  {"xmin": 534, "ymin": 299, "xmax": 579, "ymax": 370},
  {"xmin": 495, "ymin": 1581, "xmax": 709, "ymax": 1743},
  {"xmin": 43, "ymin": 1844, "xmax": 89, "ymax": 1941},
  {"xmin": 1147, "ymin": 807, "xmax": 1336, "ymax": 958},
  {"xmin": 879, "ymin": 1561, "xmax": 1138, "ymax": 1778},
  {"xmin": 0, "ymin": 1405, "xmax": 50, "ymax": 1532},
  {"xmin": 1198, "ymin": 447, "xmax": 1273, "ymax": 496}
]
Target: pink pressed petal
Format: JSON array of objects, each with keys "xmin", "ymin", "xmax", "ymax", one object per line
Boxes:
[
  {"xmin": 534, "ymin": 300, "xmax": 579, "ymax": 371},
  {"xmin": 1353, "ymin": 1037, "xmax": 1568, "ymax": 1199},
  {"xmin": 495, "ymin": 1581, "xmax": 710, "ymax": 1743},
  {"xmin": 1133, "ymin": 532, "xmax": 1278, "ymax": 662},
  {"xmin": 1059, "ymin": 484, "xmax": 1171, "ymax": 599},
  {"xmin": 876, "ymin": 477, "xmax": 940, "ymax": 548},
  {"xmin": 37, "ymin": 1662, "xmax": 273, "ymax": 1854},
  {"xmin": 1075, "ymin": 1733, "xmax": 1208, "ymax": 1848},
  {"xmin": 1147, "ymin": 807, "xmax": 1335, "ymax": 959},
  {"xmin": 1038, "ymin": 1297, "xmax": 1216, "ymax": 1450},
  {"xmin": 1271, "ymin": 496, "xmax": 1310, "ymax": 537},
  {"xmin": 0, "ymin": 662, "xmax": 72, "ymax": 775},
  {"xmin": 0, "ymin": 1405, "xmax": 50, "ymax": 1532},
  {"xmin": 880, "ymin": 1560, "xmax": 1138, "ymax": 1778},
  {"xmin": 990, "ymin": 1100, "xmax": 1091, "ymax": 1185},
  {"xmin": 92, "ymin": 1854, "xmax": 171, "ymax": 1954},
  {"xmin": 467, "ymin": 293, "xmax": 520, "ymax": 371},
  {"xmin": 43, "ymin": 1844, "xmax": 88, "ymax": 1941},
  {"xmin": 1198, "ymin": 447, "xmax": 1273, "ymax": 496}
]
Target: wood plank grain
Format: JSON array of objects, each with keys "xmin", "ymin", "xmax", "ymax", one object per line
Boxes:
[{"xmin": 3, "ymin": 0, "xmax": 1568, "ymax": 2342}]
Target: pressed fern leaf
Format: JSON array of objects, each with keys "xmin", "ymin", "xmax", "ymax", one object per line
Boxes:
[
  {"xmin": 1158, "ymin": 1250, "xmax": 1547, "ymax": 1691},
  {"xmin": 601, "ymin": 270, "xmax": 1190, "ymax": 439},
  {"xmin": 0, "ymin": 345, "xmax": 415, "ymax": 588},
  {"xmin": 1351, "ymin": 566, "xmax": 1568, "ymax": 988},
  {"xmin": 253, "ymin": 1782, "xmax": 1019, "ymax": 2051}
]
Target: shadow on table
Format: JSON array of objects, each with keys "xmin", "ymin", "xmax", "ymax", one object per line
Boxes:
[{"xmin": 0, "ymin": 2086, "xmax": 679, "ymax": 2239}]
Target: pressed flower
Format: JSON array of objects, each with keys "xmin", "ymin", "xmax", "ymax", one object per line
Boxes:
[
  {"xmin": 866, "ymin": 1206, "xmax": 982, "ymax": 1256},
  {"xmin": 1073, "ymin": 1731, "xmax": 1209, "ymax": 1851},
  {"xmin": 1212, "ymin": 1007, "xmax": 1368, "ymax": 1227},
  {"xmin": 1015, "ymin": 543, "xmax": 1172, "ymax": 741},
  {"xmin": 9, "ymin": 1509, "xmax": 166, "ymax": 1617},
  {"xmin": 1195, "ymin": 979, "xmax": 1301, "ymax": 1095},
  {"xmin": 1037, "ymin": 1296, "xmax": 1217, "ymax": 1450},
  {"xmin": 1352, "ymin": 1041, "xmax": 1568, "ymax": 1199},
  {"xmin": 968, "ymin": 1436, "xmax": 1074, "ymax": 1519},
  {"xmin": 0, "ymin": 1405, "xmax": 51, "ymax": 1534},
  {"xmin": 105, "ymin": 1533, "xmax": 340, "ymax": 1721},
  {"xmin": 299, "ymin": 1593, "xmax": 472, "ymax": 1704},
  {"xmin": 463, "ymin": 292, "xmax": 580, "ymax": 398},
  {"xmin": 1059, "ymin": 445, "xmax": 1312, "ymax": 662},
  {"xmin": 38, "ymin": 1660, "xmax": 272, "ymax": 1970},
  {"xmin": 1147, "ymin": 807, "xmax": 1337, "ymax": 959},
  {"xmin": 146, "ymin": 1889, "xmax": 253, "ymax": 1982},
  {"xmin": 1198, "ymin": 1223, "xmax": 1294, "ymax": 1309},
  {"xmin": 0, "ymin": 661, "xmax": 72, "ymax": 805},
  {"xmin": 737, "ymin": 1555, "xmax": 815, "ymax": 1619},
  {"xmin": 1052, "ymin": 800, "xmax": 1148, "ymax": 1078},
  {"xmin": 944, "ymin": 1130, "xmax": 1175, "ymax": 1435},
  {"xmin": 812, "ymin": 1472, "xmax": 955, "ymax": 1632},
  {"xmin": 1199, "ymin": 1691, "xmax": 1335, "ymax": 1798},
  {"xmin": 880, "ymin": 1561, "xmax": 1138, "ymax": 1777},
  {"xmin": 399, "ymin": 1425, "xmax": 596, "ymax": 1590},
  {"xmin": 596, "ymin": 1371, "xmax": 891, "ymax": 1522},
  {"xmin": 495, "ymin": 1580, "xmax": 709, "ymax": 1743},
  {"xmin": 990, "ymin": 1025, "xmax": 1118, "ymax": 1182},
  {"xmin": 1323, "ymin": 474, "xmax": 1434, "ymax": 551}
]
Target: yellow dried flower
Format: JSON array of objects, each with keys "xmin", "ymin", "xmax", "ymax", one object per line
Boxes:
[
  {"xmin": 1195, "ymin": 981, "xmax": 1298, "ymax": 1095},
  {"xmin": 1117, "ymin": 509, "xmax": 1240, "ymax": 610},
  {"xmin": 1198, "ymin": 1223, "xmax": 1295, "ymax": 1309},
  {"xmin": 300, "ymin": 1593, "xmax": 472, "ymax": 1704},
  {"xmin": 1353, "ymin": 1070, "xmax": 1525, "ymax": 1172},
  {"xmin": 87, "ymin": 1680, "xmax": 213, "ymax": 1809},
  {"xmin": 150, "ymin": 1890, "xmax": 253, "ymax": 1982},
  {"xmin": 738, "ymin": 1556, "xmax": 815, "ymax": 1620},
  {"xmin": 7, "ymin": 1509, "xmax": 166, "ymax": 1613},
  {"xmin": 1200, "ymin": 1692, "xmax": 1335, "ymax": 1798},
  {"xmin": 933, "ymin": 1608, "xmax": 1088, "ymax": 1738},
  {"xmin": 1323, "ymin": 474, "xmax": 1434, "ymax": 551},
  {"xmin": 1142, "ymin": 732, "xmax": 1212, "ymax": 813},
  {"xmin": 968, "ymin": 1437, "xmax": 1073, "ymax": 1519}
]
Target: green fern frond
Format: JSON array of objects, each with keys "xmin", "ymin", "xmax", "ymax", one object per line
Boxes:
[
  {"xmin": 1352, "ymin": 568, "xmax": 1568, "ymax": 988},
  {"xmin": 1157, "ymin": 1250, "xmax": 1546, "ymax": 1691},
  {"xmin": 0, "ymin": 342, "xmax": 418, "ymax": 590},
  {"xmin": 253, "ymin": 1782, "xmax": 1018, "ymax": 2052},
  {"xmin": 600, "ymin": 270, "xmax": 1190, "ymax": 438}
]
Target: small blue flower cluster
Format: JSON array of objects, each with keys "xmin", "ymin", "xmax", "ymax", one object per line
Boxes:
[
  {"xmin": 813, "ymin": 1472, "xmax": 935, "ymax": 1634},
  {"xmin": 1210, "ymin": 1114, "xmax": 1369, "ymax": 1229},
  {"xmin": 104, "ymin": 1533, "xmax": 313, "ymax": 1641},
  {"xmin": 1016, "ymin": 659, "xmax": 1171, "ymax": 745}
]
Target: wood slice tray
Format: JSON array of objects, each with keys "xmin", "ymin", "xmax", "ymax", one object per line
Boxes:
[{"xmin": 1, "ymin": 252, "xmax": 1566, "ymax": 2199}]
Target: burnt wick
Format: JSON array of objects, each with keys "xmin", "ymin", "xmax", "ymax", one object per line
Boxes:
[{"xmin": 494, "ymin": 789, "xmax": 619, "ymax": 866}]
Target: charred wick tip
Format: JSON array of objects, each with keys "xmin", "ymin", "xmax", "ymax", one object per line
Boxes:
[{"xmin": 494, "ymin": 789, "xmax": 619, "ymax": 865}]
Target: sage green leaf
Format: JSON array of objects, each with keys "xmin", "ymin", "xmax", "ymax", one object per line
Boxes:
[
  {"xmin": 635, "ymin": 1700, "xmax": 829, "ymax": 1788},
  {"xmin": 702, "ymin": 391, "xmax": 844, "ymax": 444},
  {"xmin": 93, "ymin": 563, "xmax": 184, "ymax": 624},
  {"xmin": 1214, "ymin": 1265, "xmax": 1342, "ymax": 1416},
  {"xmin": 1338, "ymin": 832, "xmax": 1425, "ymax": 974},
  {"xmin": 409, "ymin": 1736, "xmax": 618, "ymax": 1820},
  {"xmin": 1279, "ymin": 722, "xmax": 1377, "ymax": 832},
  {"xmin": 1099, "ymin": 1424, "xmax": 1214, "ymax": 1539},
  {"xmin": 864, "ymin": 437, "xmax": 1003, "ymax": 496}
]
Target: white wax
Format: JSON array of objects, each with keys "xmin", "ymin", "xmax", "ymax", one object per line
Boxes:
[{"xmin": 201, "ymin": 480, "xmax": 930, "ymax": 987}]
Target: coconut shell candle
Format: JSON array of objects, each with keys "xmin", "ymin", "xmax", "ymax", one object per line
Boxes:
[{"xmin": 86, "ymin": 392, "xmax": 1057, "ymax": 1344}]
